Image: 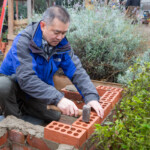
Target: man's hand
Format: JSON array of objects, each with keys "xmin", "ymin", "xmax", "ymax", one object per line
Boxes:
[
  {"xmin": 57, "ymin": 97, "xmax": 79, "ymax": 117},
  {"xmin": 87, "ymin": 100, "xmax": 104, "ymax": 118}
]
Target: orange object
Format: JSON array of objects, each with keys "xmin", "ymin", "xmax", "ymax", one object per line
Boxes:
[
  {"xmin": 44, "ymin": 121, "xmax": 86, "ymax": 148},
  {"xmin": 61, "ymin": 88, "xmax": 83, "ymax": 101},
  {"xmin": 9, "ymin": 129, "xmax": 25, "ymax": 144},
  {"xmin": 100, "ymin": 91, "xmax": 121, "ymax": 108},
  {"xmin": 96, "ymin": 85, "xmax": 123, "ymax": 98},
  {"xmin": 1, "ymin": 42, "xmax": 7, "ymax": 53},
  {"xmin": 99, "ymin": 101, "xmax": 112, "ymax": 120},
  {"xmin": 72, "ymin": 112, "xmax": 100, "ymax": 138},
  {"xmin": 27, "ymin": 135, "xmax": 50, "ymax": 150},
  {"xmin": 0, "ymin": 132, "xmax": 8, "ymax": 146}
]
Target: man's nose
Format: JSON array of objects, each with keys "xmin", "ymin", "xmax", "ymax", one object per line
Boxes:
[{"xmin": 56, "ymin": 34, "xmax": 63, "ymax": 40}]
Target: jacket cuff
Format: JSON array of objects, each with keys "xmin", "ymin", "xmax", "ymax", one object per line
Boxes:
[
  {"xmin": 48, "ymin": 91, "xmax": 64, "ymax": 106},
  {"xmin": 84, "ymin": 94, "xmax": 100, "ymax": 104}
]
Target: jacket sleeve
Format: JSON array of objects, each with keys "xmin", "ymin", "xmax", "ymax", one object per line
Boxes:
[
  {"xmin": 12, "ymin": 33, "xmax": 64, "ymax": 105},
  {"xmin": 60, "ymin": 49, "xmax": 100, "ymax": 104}
]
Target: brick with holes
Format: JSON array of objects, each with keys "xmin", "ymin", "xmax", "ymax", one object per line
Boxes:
[
  {"xmin": 72, "ymin": 112, "xmax": 100, "ymax": 138},
  {"xmin": 44, "ymin": 121, "xmax": 86, "ymax": 148},
  {"xmin": 100, "ymin": 91, "xmax": 120, "ymax": 108},
  {"xmin": 96, "ymin": 85, "xmax": 123, "ymax": 99}
]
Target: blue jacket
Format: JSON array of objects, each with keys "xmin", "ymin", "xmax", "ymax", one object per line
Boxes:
[{"xmin": 0, "ymin": 22, "xmax": 99, "ymax": 105}]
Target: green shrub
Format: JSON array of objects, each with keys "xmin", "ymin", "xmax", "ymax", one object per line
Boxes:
[
  {"xmin": 67, "ymin": 7, "xmax": 144, "ymax": 81},
  {"xmin": 94, "ymin": 61, "xmax": 150, "ymax": 150}
]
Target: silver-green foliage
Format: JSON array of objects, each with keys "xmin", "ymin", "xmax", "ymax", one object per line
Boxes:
[
  {"xmin": 117, "ymin": 49, "xmax": 150, "ymax": 84},
  {"xmin": 67, "ymin": 7, "xmax": 142, "ymax": 81}
]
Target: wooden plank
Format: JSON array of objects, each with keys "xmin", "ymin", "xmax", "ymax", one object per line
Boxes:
[
  {"xmin": 7, "ymin": 34, "xmax": 16, "ymax": 40},
  {"xmin": 8, "ymin": 0, "xmax": 14, "ymax": 35},
  {"xmin": 16, "ymin": 0, "xmax": 19, "ymax": 20},
  {"xmin": 27, "ymin": 0, "xmax": 32, "ymax": 20}
]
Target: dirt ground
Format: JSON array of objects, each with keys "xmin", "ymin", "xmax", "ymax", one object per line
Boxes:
[{"xmin": 138, "ymin": 24, "xmax": 150, "ymax": 48}]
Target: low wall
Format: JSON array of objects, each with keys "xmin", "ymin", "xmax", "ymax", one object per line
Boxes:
[{"xmin": 0, "ymin": 84, "xmax": 123, "ymax": 150}]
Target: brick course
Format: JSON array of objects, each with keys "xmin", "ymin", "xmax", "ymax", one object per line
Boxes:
[{"xmin": 0, "ymin": 83, "xmax": 123, "ymax": 150}]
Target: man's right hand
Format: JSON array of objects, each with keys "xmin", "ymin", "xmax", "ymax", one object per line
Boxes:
[{"xmin": 57, "ymin": 97, "xmax": 79, "ymax": 117}]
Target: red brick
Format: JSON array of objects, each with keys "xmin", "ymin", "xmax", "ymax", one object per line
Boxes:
[
  {"xmin": 0, "ymin": 132, "xmax": 8, "ymax": 146},
  {"xmin": 99, "ymin": 101, "xmax": 112, "ymax": 120},
  {"xmin": 96, "ymin": 85, "xmax": 123, "ymax": 98},
  {"xmin": 9, "ymin": 130, "xmax": 25, "ymax": 144},
  {"xmin": 100, "ymin": 91, "xmax": 120, "ymax": 108},
  {"xmin": 12, "ymin": 143, "xmax": 32, "ymax": 150},
  {"xmin": 72, "ymin": 112, "xmax": 100, "ymax": 138},
  {"xmin": 96, "ymin": 85, "xmax": 108, "ymax": 96},
  {"xmin": 0, "ymin": 146, "xmax": 10, "ymax": 150},
  {"xmin": 73, "ymin": 100, "xmax": 84, "ymax": 109},
  {"xmin": 61, "ymin": 88, "xmax": 83, "ymax": 101},
  {"xmin": 27, "ymin": 135, "xmax": 50, "ymax": 150},
  {"xmin": 44, "ymin": 121, "xmax": 86, "ymax": 149}
]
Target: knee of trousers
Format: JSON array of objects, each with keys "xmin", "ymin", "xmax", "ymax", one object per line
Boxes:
[{"xmin": 0, "ymin": 76, "xmax": 15, "ymax": 98}]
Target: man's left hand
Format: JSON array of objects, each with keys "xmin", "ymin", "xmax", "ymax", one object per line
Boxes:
[{"xmin": 87, "ymin": 100, "xmax": 104, "ymax": 118}]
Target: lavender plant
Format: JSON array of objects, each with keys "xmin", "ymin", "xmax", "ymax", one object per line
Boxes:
[
  {"xmin": 30, "ymin": 7, "xmax": 144, "ymax": 82},
  {"xmin": 67, "ymin": 7, "xmax": 144, "ymax": 81}
]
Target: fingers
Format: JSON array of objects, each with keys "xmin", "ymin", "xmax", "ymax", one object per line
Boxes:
[
  {"xmin": 87, "ymin": 100, "xmax": 104, "ymax": 118},
  {"xmin": 57, "ymin": 97, "xmax": 79, "ymax": 117},
  {"xmin": 65, "ymin": 104, "xmax": 79, "ymax": 117},
  {"xmin": 97, "ymin": 105, "xmax": 104, "ymax": 118}
]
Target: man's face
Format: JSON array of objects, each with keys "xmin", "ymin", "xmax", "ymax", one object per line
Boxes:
[{"xmin": 40, "ymin": 18, "xmax": 69, "ymax": 46}]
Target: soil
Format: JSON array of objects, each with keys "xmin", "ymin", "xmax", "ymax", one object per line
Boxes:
[{"xmin": 137, "ymin": 24, "xmax": 150, "ymax": 48}]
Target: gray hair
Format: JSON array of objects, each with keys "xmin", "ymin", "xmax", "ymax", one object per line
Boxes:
[{"xmin": 42, "ymin": 6, "xmax": 70, "ymax": 25}]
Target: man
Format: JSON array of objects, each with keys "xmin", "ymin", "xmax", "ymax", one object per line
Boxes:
[
  {"xmin": 125, "ymin": 0, "xmax": 140, "ymax": 9},
  {"xmin": 0, "ymin": 6, "xmax": 104, "ymax": 122},
  {"xmin": 125, "ymin": 0, "xmax": 141, "ymax": 24}
]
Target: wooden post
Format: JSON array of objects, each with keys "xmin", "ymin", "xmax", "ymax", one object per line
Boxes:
[
  {"xmin": 32, "ymin": 0, "xmax": 34, "ymax": 12},
  {"xmin": 8, "ymin": 0, "xmax": 14, "ymax": 36},
  {"xmin": 27, "ymin": 0, "xmax": 32, "ymax": 20},
  {"xmin": 104, "ymin": 0, "xmax": 109, "ymax": 5},
  {"xmin": 16, "ymin": 0, "xmax": 18, "ymax": 20}
]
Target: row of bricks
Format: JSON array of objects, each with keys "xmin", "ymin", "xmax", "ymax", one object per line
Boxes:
[
  {"xmin": 0, "ymin": 129, "xmax": 97, "ymax": 150},
  {"xmin": 0, "ymin": 131, "xmax": 51, "ymax": 150},
  {"xmin": 61, "ymin": 85, "xmax": 123, "ymax": 101},
  {"xmin": 44, "ymin": 86, "xmax": 123, "ymax": 148},
  {"xmin": 0, "ymin": 102, "xmax": 113, "ymax": 150},
  {"xmin": 61, "ymin": 85, "xmax": 123, "ymax": 109},
  {"xmin": 44, "ymin": 101, "xmax": 112, "ymax": 148},
  {"xmin": 64, "ymin": 90, "xmax": 122, "ymax": 110},
  {"xmin": 0, "ymin": 86, "xmax": 123, "ymax": 150}
]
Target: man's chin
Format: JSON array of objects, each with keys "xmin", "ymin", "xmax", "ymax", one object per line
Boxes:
[{"xmin": 50, "ymin": 42, "xmax": 59, "ymax": 46}]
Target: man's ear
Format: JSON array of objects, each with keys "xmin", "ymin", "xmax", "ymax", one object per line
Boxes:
[{"xmin": 40, "ymin": 21, "xmax": 46, "ymax": 32}]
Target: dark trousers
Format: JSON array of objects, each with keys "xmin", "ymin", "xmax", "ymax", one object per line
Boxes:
[{"xmin": 0, "ymin": 75, "xmax": 61, "ymax": 122}]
